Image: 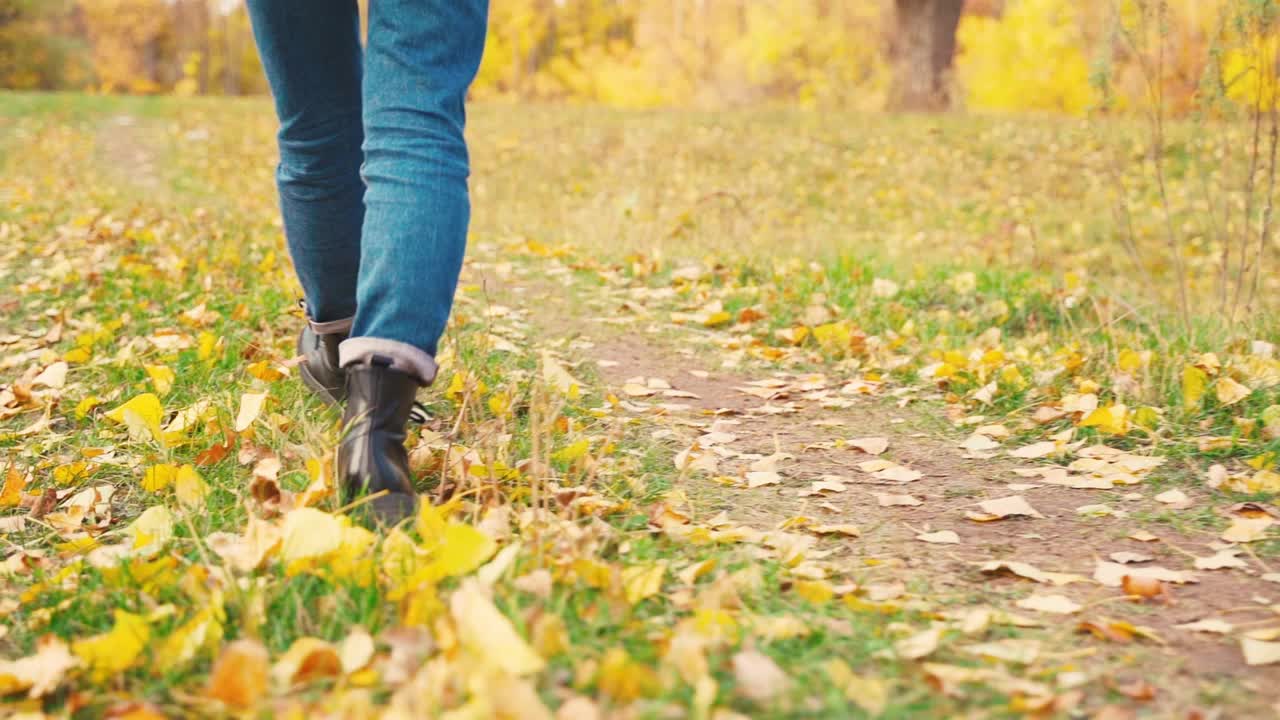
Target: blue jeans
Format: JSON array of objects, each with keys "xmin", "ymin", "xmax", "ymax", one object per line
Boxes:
[{"xmin": 246, "ymin": 0, "xmax": 488, "ymax": 384}]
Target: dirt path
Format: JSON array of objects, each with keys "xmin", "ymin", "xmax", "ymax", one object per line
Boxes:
[{"xmin": 476, "ymin": 254, "xmax": 1280, "ymax": 716}]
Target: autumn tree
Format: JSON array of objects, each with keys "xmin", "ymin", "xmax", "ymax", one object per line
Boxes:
[{"xmin": 888, "ymin": 0, "xmax": 966, "ymax": 111}]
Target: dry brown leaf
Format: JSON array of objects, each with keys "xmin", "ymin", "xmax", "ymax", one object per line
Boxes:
[
  {"xmin": 872, "ymin": 465, "xmax": 923, "ymax": 483},
  {"xmin": 0, "ymin": 636, "xmax": 77, "ymax": 698},
  {"xmin": 1221, "ymin": 516, "xmax": 1274, "ymax": 543},
  {"xmin": 894, "ymin": 626, "xmax": 944, "ymax": 660},
  {"xmin": 745, "ymin": 471, "xmax": 782, "ymax": 489},
  {"xmin": 966, "ymin": 495, "xmax": 1045, "ymax": 522},
  {"xmin": 206, "ymin": 640, "xmax": 269, "ymax": 709},
  {"xmin": 1015, "ymin": 594, "xmax": 1081, "ymax": 615},
  {"xmin": 874, "ymin": 492, "xmax": 921, "ymax": 507},
  {"xmin": 849, "ymin": 437, "xmax": 889, "ymax": 455},
  {"xmin": 731, "ymin": 649, "xmax": 790, "ymax": 702},
  {"xmin": 810, "ymin": 523, "xmax": 860, "ymax": 537},
  {"xmin": 1120, "ymin": 575, "xmax": 1167, "ymax": 601},
  {"xmin": 1194, "ymin": 549, "xmax": 1247, "ymax": 570},
  {"xmin": 1094, "ymin": 560, "xmax": 1198, "ymax": 587},
  {"xmin": 916, "ymin": 530, "xmax": 960, "ymax": 544},
  {"xmin": 1241, "ymin": 637, "xmax": 1280, "ymax": 666},
  {"xmin": 272, "ymin": 637, "xmax": 341, "ymax": 687},
  {"xmin": 1175, "ymin": 618, "xmax": 1234, "ymax": 634},
  {"xmin": 234, "ymin": 391, "xmax": 268, "ymax": 433},
  {"xmin": 978, "ymin": 560, "xmax": 1089, "ymax": 586}
]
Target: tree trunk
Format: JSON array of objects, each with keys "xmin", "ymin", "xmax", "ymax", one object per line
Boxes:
[{"xmin": 888, "ymin": 0, "xmax": 965, "ymax": 112}]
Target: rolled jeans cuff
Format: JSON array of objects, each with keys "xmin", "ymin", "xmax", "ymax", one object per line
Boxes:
[
  {"xmin": 309, "ymin": 315, "xmax": 354, "ymax": 335},
  {"xmin": 339, "ymin": 337, "xmax": 438, "ymax": 385}
]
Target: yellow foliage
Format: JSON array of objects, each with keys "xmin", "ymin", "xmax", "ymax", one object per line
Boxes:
[{"xmin": 957, "ymin": 0, "xmax": 1095, "ymax": 114}]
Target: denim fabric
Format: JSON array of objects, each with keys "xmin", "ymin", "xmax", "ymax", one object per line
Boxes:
[{"xmin": 246, "ymin": 0, "xmax": 488, "ymax": 375}]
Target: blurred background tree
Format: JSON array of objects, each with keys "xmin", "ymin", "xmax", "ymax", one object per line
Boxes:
[{"xmin": 0, "ymin": 0, "xmax": 1270, "ymax": 117}]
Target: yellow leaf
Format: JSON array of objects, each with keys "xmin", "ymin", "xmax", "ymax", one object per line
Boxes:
[
  {"xmin": 75, "ymin": 395, "xmax": 102, "ymax": 419},
  {"xmin": 104, "ymin": 393, "xmax": 165, "ymax": 444},
  {"xmin": 1079, "ymin": 404, "xmax": 1130, "ymax": 435},
  {"xmin": 812, "ymin": 322, "xmax": 852, "ymax": 354},
  {"xmin": 424, "ymin": 522, "xmax": 497, "ymax": 581},
  {"xmin": 158, "ymin": 604, "xmax": 223, "ymax": 670},
  {"xmin": 702, "ymin": 310, "xmax": 732, "ymax": 327},
  {"xmin": 142, "ymin": 464, "xmax": 180, "ymax": 492},
  {"xmin": 552, "ymin": 439, "xmax": 591, "ymax": 464},
  {"xmin": 126, "ymin": 506, "xmax": 175, "ymax": 554},
  {"xmin": 174, "ymin": 465, "xmax": 209, "ymax": 509},
  {"xmin": 0, "ymin": 467, "xmax": 26, "ymax": 508},
  {"xmin": 794, "ymin": 579, "xmax": 835, "ymax": 603},
  {"xmin": 824, "ymin": 658, "xmax": 888, "ymax": 715},
  {"xmin": 1183, "ymin": 365, "xmax": 1208, "ymax": 409},
  {"xmin": 1215, "ymin": 377, "xmax": 1251, "ymax": 407},
  {"xmin": 450, "ymin": 579, "xmax": 544, "ymax": 675},
  {"xmin": 144, "ymin": 364, "xmax": 175, "ymax": 395},
  {"xmin": 280, "ymin": 508, "xmax": 344, "ymax": 568},
  {"xmin": 0, "ymin": 636, "xmax": 77, "ymax": 699},
  {"xmin": 246, "ymin": 361, "xmax": 284, "ymax": 382},
  {"xmin": 234, "ymin": 391, "xmax": 268, "ymax": 433},
  {"xmin": 53, "ymin": 461, "xmax": 93, "ymax": 486},
  {"xmin": 598, "ymin": 646, "xmax": 659, "ymax": 702},
  {"xmin": 621, "ymin": 562, "xmax": 666, "ymax": 605},
  {"xmin": 197, "ymin": 331, "xmax": 219, "ymax": 362},
  {"xmin": 63, "ymin": 347, "xmax": 92, "ymax": 364},
  {"xmin": 541, "ymin": 351, "xmax": 582, "ymax": 399},
  {"xmin": 73, "ymin": 610, "xmax": 150, "ymax": 682}
]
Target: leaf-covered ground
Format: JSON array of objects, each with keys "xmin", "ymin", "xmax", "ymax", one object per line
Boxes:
[{"xmin": 1, "ymin": 94, "xmax": 1278, "ymax": 718}]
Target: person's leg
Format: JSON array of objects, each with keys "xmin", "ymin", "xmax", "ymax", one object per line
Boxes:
[
  {"xmin": 245, "ymin": 0, "xmax": 364, "ymax": 326},
  {"xmin": 338, "ymin": 0, "xmax": 490, "ymax": 385},
  {"xmin": 336, "ymin": 0, "xmax": 488, "ymax": 524}
]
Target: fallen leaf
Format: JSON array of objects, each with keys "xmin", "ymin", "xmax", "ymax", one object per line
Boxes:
[
  {"xmin": 1175, "ymin": 618, "xmax": 1234, "ymax": 634},
  {"xmin": 272, "ymin": 637, "xmax": 342, "ymax": 687},
  {"xmin": 875, "ymin": 492, "xmax": 921, "ymax": 507},
  {"xmin": 823, "ymin": 658, "xmax": 887, "ymax": 715},
  {"xmin": 1109, "ymin": 552, "xmax": 1152, "ymax": 564},
  {"xmin": 1010, "ymin": 441, "xmax": 1060, "ymax": 459},
  {"xmin": 1216, "ymin": 377, "xmax": 1251, "ymax": 406},
  {"xmin": 1094, "ymin": 561, "xmax": 1198, "ymax": 587},
  {"xmin": 1121, "ymin": 575, "xmax": 1167, "ymax": 601},
  {"xmin": 873, "ymin": 465, "xmax": 923, "ymax": 483},
  {"xmin": 917, "ymin": 530, "xmax": 960, "ymax": 544},
  {"xmin": 125, "ymin": 505, "xmax": 175, "ymax": 555},
  {"xmin": 622, "ymin": 562, "xmax": 667, "ymax": 605},
  {"xmin": 0, "ymin": 636, "xmax": 77, "ymax": 698},
  {"xmin": 978, "ymin": 560, "xmax": 1089, "ymax": 586},
  {"xmin": 966, "ymin": 495, "xmax": 1044, "ymax": 522},
  {"xmin": 1194, "ymin": 549, "xmax": 1248, "ymax": 570},
  {"xmin": 731, "ymin": 649, "xmax": 790, "ymax": 702},
  {"xmin": 206, "ymin": 639, "xmax": 269, "ymax": 708},
  {"xmin": 1222, "ymin": 516, "xmax": 1274, "ymax": 543},
  {"xmin": 1015, "ymin": 594, "xmax": 1081, "ymax": 615},
  {"xmin": 174, "ymin": 465, "xmax": 210, "ymax": 509},
  {"xmin": 960, "ymin": 434, "xmax": 1001, "ymax": 452},
  {"xmin": 746, "ymin": 471, "xmax": 782, "ymax": 488},
  {"xmin": 234, "ymin": 391, "xmax": 268, "ymax": 432},
  {"xmin": 895, "ymin": 626, "xmax": 944, "ymax": 660},
  {"xmin": 810, "ymin": 524, "xmax": 860, "ymax": 537},
  {"xmin": 32, "ymin": 362, "xmax": 68, "ymax": 389},
  {"xmin": 104, "ymin": 393, "xmax": 164, "ymax": 443},
  {"xmin": 1154, "ymin": 489, "xmax": 1191, "ymax": 507},
  {"xmin": 451, "ymin": 579, "xmax": 544, "ymax": 675},
  {"xmin": 849, "ymin": 437, "xmax": 889, "ymax": 455},
  {"xmin": 1241, "ymin": 637, "xmax": 1280, "ymax": 666},
  {"xmin": 73, "ymin": 610, "xmax": 150, "ymax": 682}
]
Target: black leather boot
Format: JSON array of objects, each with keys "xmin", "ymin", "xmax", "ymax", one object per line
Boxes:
[
  {"xmin": 297, "ymin": 324, "xmax": 348, "ymax": 406},
  {"xmin": 337, "ymin": 355, "xmax": 421, "ymax": 525}
]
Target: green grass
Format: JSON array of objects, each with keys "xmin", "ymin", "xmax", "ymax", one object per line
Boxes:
[{"xmin": 0, "ymin": 93, "xmax": 1277, "ymax": 717}]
